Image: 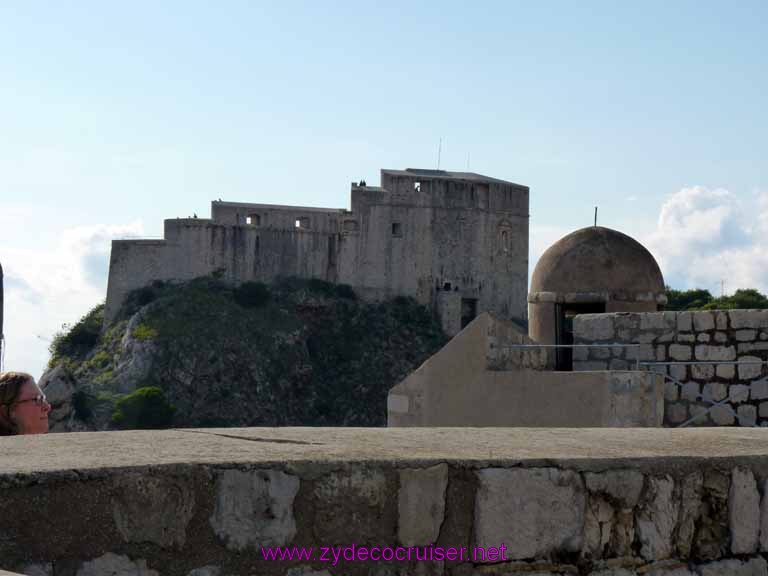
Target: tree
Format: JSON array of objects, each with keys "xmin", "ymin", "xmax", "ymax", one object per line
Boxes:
[{"xmin": 664, "ymin": 286, "xmax": 714, "ymax": 311}]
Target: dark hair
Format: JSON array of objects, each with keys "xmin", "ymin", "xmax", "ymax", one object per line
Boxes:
[{"xmin": 0, "ymin": 372, "xmax": 34, "ymax": 436}]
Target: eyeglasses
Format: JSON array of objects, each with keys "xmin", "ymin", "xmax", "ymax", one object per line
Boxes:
[{"xmin": 13, "ymin": 394, "xmax": 48, "ymax": 407}]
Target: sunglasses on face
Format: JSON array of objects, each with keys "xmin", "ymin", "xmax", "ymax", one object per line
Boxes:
[{"xmin": 13, "ymin": 394, "xmax": 48, "ymax": 407}]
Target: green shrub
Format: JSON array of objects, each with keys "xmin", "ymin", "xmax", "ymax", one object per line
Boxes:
[
  {"xmin": 132, "ymin": 323, "xmax": 158, "ymax": 341},
  {"xmin": 49, "ymin": 303, "xmax": 104, "ymax": 361},
  {"xmin": 111, "ymin": 386, "xmax": 176, "ymax": 430},
  {"xmin": 234, "ymin": 282, "xmax": 271, "ymax": 308}
]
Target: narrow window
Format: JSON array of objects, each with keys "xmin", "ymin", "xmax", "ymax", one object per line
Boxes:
[
  {"xmin": 414, "ymin": 181, "xmax": 421, "ymax": 192},
  {"xmin": 295, "ymin": 217, "xmax": 310, "ymax": 229},
  {"xmin": 391, "ymin": 222, "xmax": 402, "ymax": 237},
  {"xmin": 246, "ymin": 214, "xmax": 261, "ymax": 226}
]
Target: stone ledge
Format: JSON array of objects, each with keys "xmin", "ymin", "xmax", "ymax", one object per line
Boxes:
[{"xmin": 4, "ymin": 428, "xmax": 768, "ymax": 480}]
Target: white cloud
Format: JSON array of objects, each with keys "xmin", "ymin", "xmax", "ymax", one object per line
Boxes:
[
  {"xmin": 643, "ymin": 186, "xmax": 768, "ymax": 294},
  {"xmin": 2, "ymin": 221, "xmax": 144, "ymax": 379}
]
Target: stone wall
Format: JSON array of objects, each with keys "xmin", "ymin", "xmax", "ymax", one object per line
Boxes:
[
  {"xmin": 4, "ymin": 428, "xmax": 768, "ymax": 576},
  {"xmin": 573, "ymin": 310, "xmax": 768, "ymax": 427}
]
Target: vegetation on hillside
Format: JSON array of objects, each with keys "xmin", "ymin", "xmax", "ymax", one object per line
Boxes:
[{"xmin": 45, "ymin": 276, "xmax": 448, "ymax": 430}]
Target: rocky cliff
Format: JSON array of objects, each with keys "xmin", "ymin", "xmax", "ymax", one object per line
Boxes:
[{"xmin": 40, "ymin": 277, "xmax": 448, "ymax": 431}]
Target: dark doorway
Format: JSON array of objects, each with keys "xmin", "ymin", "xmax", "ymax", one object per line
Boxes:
[
  {"xmin": 555, "ymin": 302, "xmax": 606, "ymax": 371},
  {"xmin": 461, "ymin": 298, "xmax": 478, "ymax": 329}
]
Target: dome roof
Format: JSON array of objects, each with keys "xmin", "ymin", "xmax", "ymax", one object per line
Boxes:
[{"xmin": 530, "ymin": 226, "xmax": 665, "ymax": 296}]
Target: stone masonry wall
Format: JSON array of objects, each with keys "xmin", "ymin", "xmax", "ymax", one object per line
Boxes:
[
  {"xmin": 6, "ymin": 460, "xmax": 768, "ymax": 576},
  {"xmin": 573, "ymin": 310, "xmax": 768, "ymax": 427}
]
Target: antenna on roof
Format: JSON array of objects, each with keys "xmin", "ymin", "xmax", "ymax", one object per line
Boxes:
[
  {"xmin": 437, "ymin": 138, "xmax": 442, "ymax": 170},
  {"xmin": 594, "ymin": 206, "xmax": 598, "ymax": 227}
]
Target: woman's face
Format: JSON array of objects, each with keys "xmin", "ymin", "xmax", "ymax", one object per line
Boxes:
[{"xmin": 11, "ymin": 379, "xmax": 51, "ymax": 434}]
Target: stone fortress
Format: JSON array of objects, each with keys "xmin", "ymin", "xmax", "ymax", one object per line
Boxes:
[
  {"xmin": 105, "ymin": 166, "xmax": 768, "ymax": 430},
  {"xmin": 105, "ymin": 168, "xmax": 530, "ymax": 335}
]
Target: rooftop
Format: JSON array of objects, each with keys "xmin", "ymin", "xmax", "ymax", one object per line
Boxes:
[{"xmin": 381, "ymin": 168, "xmax": 528, "ymax": 188}]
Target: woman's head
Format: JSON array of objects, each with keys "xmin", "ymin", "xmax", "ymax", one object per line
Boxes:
[{"xmin": 0, "ymin": 372, "xmax": 51, "ymax": 435}]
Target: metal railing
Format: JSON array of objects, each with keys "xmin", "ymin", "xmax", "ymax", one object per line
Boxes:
[{"xmin": 638, "ymin": 360, "xmax": 768, "ymax": 427}]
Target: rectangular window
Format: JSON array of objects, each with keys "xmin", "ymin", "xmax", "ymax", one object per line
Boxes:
[
  {"xmin": 391, "ymin": 222, "xmax": 403, "ymax": 237},
  {"xmin": 295, "ymin": 217, "xmax": 310, "ymax": 229}
]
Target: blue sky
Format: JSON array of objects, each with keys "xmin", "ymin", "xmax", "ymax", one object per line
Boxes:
[{"xmin": 1, "ymin": 1, "xmax": 767, "ymax": 377}]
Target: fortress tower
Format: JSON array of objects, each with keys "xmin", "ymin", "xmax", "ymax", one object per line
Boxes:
[{"xmin": 105, "ymin": 168, "xmax": 530, "ymax": 335}]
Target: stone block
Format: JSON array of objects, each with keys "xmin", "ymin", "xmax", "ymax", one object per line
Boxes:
[
  {"xmin": 573, "ymin": 347, "xmax": 589, "ymax": 361},
  {"xmin": 736, "ymin": 329, "xmax": 758, "ymax": 341},
  {"xmin": 730, "ymin": 385, "xmax": 750, "ymax": 403},
  {"xmin": 697, "ymin": 333, "xmax": 711, "ymax": 343},
  {"xmin": 398, "ymin": 464, "xmax": 448, "ymax": 546},
  {"xmin": 584, "ymin": 469, "xmax": 645, "ymax": 508},
  {"xmin": 677, "ymin": 333, "xmax": 696, "ymax": 343},
  {"xmin": 751, "ymin": 378, "xmax": 768, "ymax": 400},
  {"xmin": 762, "ymin": 331, "xmax": 768, "ymax": 340},
  {"xmin": 729, "ymin": 467, "xmax": 760, "ymax": 553},
  {"xmin": 112, "ymin": 474, "xmax": 196, "ymax": 548},
  {"xmin": 658, "ymin": 331, "xmax": 675, "ymax": 343},
  {"xmin": 711, "ymin": 404, "xmax": 736, "ymax": 426},
  {"xmin": 714, "ymin": 331, "xmax": 728, "ymax": 343},
  {"xmin": 670, "ymin": 364, "xmax": 687, "ymax": 381},
  {"xmin": 664, "ymin": 381, "xmax": 679, "ymax": 401},
  {"xmin": 675, "ymin": 470, "xmax": 703, "ymax": 558},
  {"xmin": 702, "ymin": 382, "xmax": 727, "ymax": 403},
  {"xmin": 592, "ymin": 347, "xmax": 611, "ymax": 360},
  {"xmin": 656, "ymin": 345, "xmax": 667, "ymax": 361},
  {"xmin": 677, "ymin": 312, "xmax": 692, "ymax": 332},
  {"xmin": 716, "ymin": 312, "xmax": 729, "ymax": 330},
  {"xmin": 730, "ymin": 310, "xmax": 768, "ymax": 329},
  {"xmin": 474, "ymin": 467, "xmax": 585, "ymax": 560},
  {"xmin": 693, "ymin": 312, "xmax": 715, "ymax": 331},
  {"xmin": 636, "ymin": 476, "xmax": 678, "ymax": 560},
  {"xmin": 637, "ymin": 332, "xmax": 657, "ymax": 344},
  {"xmin": 695, "ymin": 345, "xmax": 736, "ymax": 361},
  {"xmin": 583, "ymin": 315, "xmax": 615, "ymax": 341},
  {"xmin": 313, "ymin": 468, "xmax": 393, "ymax": 547},
  {"xmin": 691, "ymin": 365, "xmax": 714, "ymax": 380},
  {"xmin": 681, "ymin": 382, "xmax": 700, "ymax": 402},
  {"xmin": 210, "ymin": 468, "xmax": 300, "ymax": 551},
  {"xmin": 760, "ymin": 402, "xmax": 768, "ymax": 418},
  {"xmin": 669, "ymin": 345, "xmax": 692, "ymax": 361},
  {"xmin": 609, "ymin": 359, "xmax": 629, "ymax": 370},
  {"xmin": 666, "ymin": 403, "xmax": 687, "ymax": 424},
  {"xmin": 716, "ymin": 364, "xmax": 735, "ymax": 379},
  {"xmin": 689, "ymin": 404, "xmax": 710, "ymax": 424},
  {"xmin": 641, "ymin": 313, "xmax": 667, "ymax": 331},
  {"xmin": 77, "ymin": 554, "xmax": 158, "ymax": 576},
  {"xmin": 739, "ymin": 342, "xmax": 768, "ymax": 353},
  {"xmin": 738, "ymin": 356, "xmax": 763, "ymax": 380},
  {"xmin": 737, "ymin": 405, "xmax": 757, "ymax": 427}
]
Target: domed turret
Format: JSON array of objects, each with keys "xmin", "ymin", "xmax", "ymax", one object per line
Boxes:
[{"xmin": 528, "ymin": 226, "xmax": 666, "ymax": 369}]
